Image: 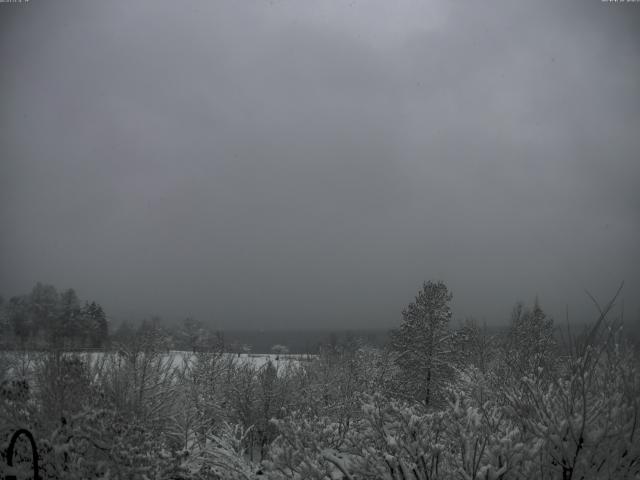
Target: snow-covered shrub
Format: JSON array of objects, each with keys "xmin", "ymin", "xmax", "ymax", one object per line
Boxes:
[
  {"xmin": 264, "ymin": 411, "xmax": 348, "ymax": 479},
  {"xmin": 32, "ymin": 351, "xmax": 95, "ymax": 422},
  {"xmin": 503, "ymin": 295, "xmax": 640, "ymax": 480},
  {"xmin": 95, "ymin": 345, "xmax": 179, "ymax": 424},
  {"xmin": 445, "ymin": 393, "xmax": 542, "ymax": 480},
  {"xmin": 504, "ymin": 345, "xmax": 640, "ymax": 479}
]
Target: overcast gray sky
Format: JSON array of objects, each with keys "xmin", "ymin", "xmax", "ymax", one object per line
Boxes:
[{"xmin": 1, "ymin": 0, "xmax": 638, "ymax": 329}]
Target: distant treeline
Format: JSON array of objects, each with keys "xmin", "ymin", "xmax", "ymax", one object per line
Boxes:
[
  {"xmin": 2, "ymin": 282, "xmax": 638, "ymax": 353},
  {"xmin": 0, "ymin": 283, "xmax": 108, "ymax": 349},
  {"xmin": 0, "ymin": 283, "xmax": 396, "ymax": 353},
  {"xmin": 110, "ymin": 319, "xmax": 394, "ymax": 354}
]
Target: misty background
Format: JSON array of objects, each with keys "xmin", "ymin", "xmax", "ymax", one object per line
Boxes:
[{"xmin": 1, "ymin": 0, "xmax": 638, "ymax": 330}]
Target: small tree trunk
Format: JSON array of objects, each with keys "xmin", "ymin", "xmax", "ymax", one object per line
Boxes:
[{"xmin": 425, "ymin": 368, "xmax": 431, "ymax": 406}]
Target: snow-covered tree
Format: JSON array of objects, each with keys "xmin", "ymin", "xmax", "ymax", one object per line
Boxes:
[
  {"xmin": 390, "ymin": 281, "xmax": 453, "ymax": 406},
  {"xmin": 506, "ymin": 298, "xmax": 556, "ymax": 379}
]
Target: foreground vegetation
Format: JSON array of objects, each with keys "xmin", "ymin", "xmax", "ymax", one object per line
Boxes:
[{"xmin": 1, "ymin": 282, "xmax": 639, "ymax": 479}]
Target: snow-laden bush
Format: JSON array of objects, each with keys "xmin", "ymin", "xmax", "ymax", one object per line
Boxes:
[
  {"xmin": 504, "ymin": 340, "xmax": 640, "ymax": 479},
  {"xmin": 264, "ymin": 389, "xmax": 543, "ymax": 480}
]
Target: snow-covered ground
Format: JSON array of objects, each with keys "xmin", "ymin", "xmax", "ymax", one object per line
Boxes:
[
  {"xmin": 166, "ymin": 351, "xmax": 317, "ymax": 370},
  {"xmin": 0, "ymin": 350, "xmax": 317, "ymax": 379}
]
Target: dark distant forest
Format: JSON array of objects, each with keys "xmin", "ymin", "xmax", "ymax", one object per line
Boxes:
[{"xmin": 2, "ymin": 282, "xmax": 637, "ymax": 354}]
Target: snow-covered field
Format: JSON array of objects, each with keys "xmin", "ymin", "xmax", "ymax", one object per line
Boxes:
[
  {"xmin": 166, "ymin": 351, "xmax": 316, "ymax": 370},
  {"xmin": 0, "ymin": 350, "xmax": 317, "ymax": 379}
]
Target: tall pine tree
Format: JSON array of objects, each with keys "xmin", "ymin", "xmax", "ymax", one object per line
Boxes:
[{"xmin": 390, "ymin": 280, "xmax": 453, "ymax": 406}]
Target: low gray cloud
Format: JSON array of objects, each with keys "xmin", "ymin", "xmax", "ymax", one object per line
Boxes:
[{"xmin": 1, "ymin": 0, "xmax": 638, "ymax": 328}]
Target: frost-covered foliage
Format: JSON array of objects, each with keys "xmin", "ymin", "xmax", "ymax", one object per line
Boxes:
[
  {"xmin": 504, "ymin": 315, "xmax": 640, "ymax": 478},
  {"xmin": 1, "ymin": 283, "xmax": 639, "ymax": 480},
  {"xmin": 264, "ymin": 390, "xmax": 543, "ymax": 480},
  {"xmin": 263, "ymin": 287, "xmax": 639, "ymax": 480}
]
